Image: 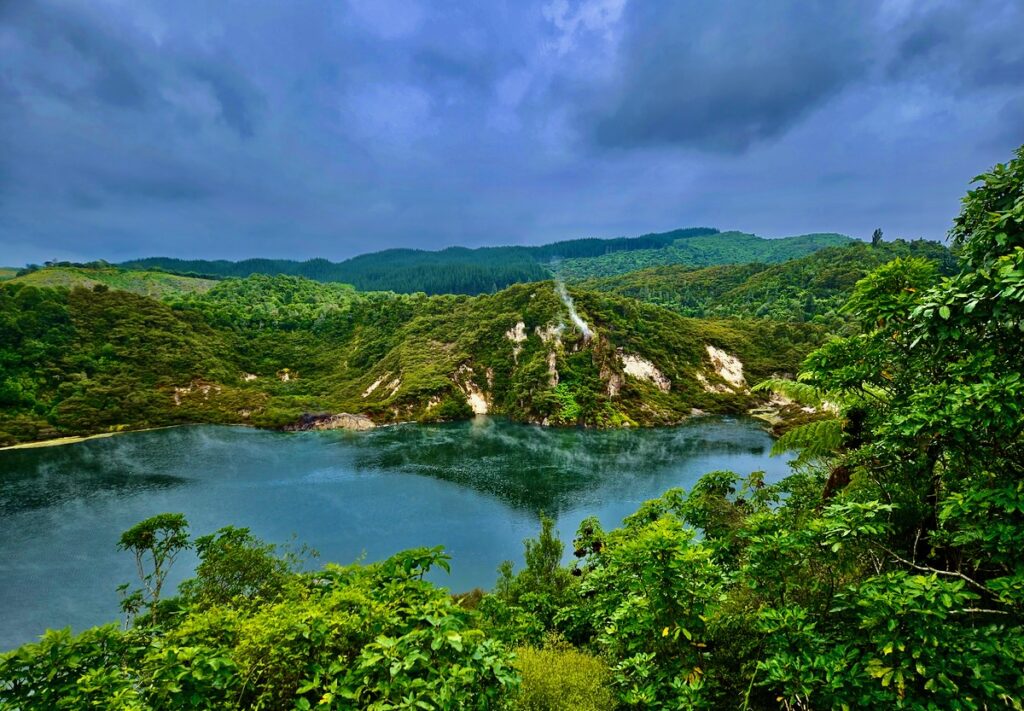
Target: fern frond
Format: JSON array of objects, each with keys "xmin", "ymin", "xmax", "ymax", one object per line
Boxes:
[
  {"xmin": 771, "ymin": 418, "xmax": 843, "ymax": 461},
  {"xmin": 753, "ymin": 378, "xmax": 824, "ymax": 407}
]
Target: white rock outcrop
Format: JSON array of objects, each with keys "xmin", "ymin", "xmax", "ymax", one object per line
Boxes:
[
  {"xmin": 699, "ymin": 345, "xmax": 747, "ymax": 393},
  {"xmin": 454, "ymin": 365, "xmax": 489, "ymax": 414},
  {"xmin": 536, "ymin": 323, "xmax": 563, "ymax": 345},
  {"xmin": 619, "ymin": 353, "xmax": 671, "ymax": 392},
  {"xmin": 362, "ymin": 374, "xmax": 388, "ymax": 398},
  {"xmin": 506, "ymin": 321, "xmax": 528, "ymax": 361}
]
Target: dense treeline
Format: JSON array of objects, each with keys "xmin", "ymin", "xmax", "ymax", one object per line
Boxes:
[
  {"xmin": 2, "ymin": 148, "xmax": 1023, "ymax": 708},
  {"xmin": 117, "ymin": 228, "xmax": 718, "ymax": 295},
  {"xmin": 122, "ymin": 253, "xmax": 552, "ymax": 296},
  {"xmin": 556, "ymin": 231, "xmax": 852, "ymax": 280},
  {"xmin": 586, "ymin": 238, "xmax": 956, "ymax": 327},
  {"xmin": 118, "ymin": 227, "xmax": 862, "ymax": 296}
]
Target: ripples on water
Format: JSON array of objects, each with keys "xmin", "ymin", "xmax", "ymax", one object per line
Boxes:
[{"xmin": 0, "ymin": 417, "xmax": 791, "ymax": 649}]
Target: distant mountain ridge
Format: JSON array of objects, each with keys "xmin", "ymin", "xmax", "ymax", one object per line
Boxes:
[{"xmin": 116, "ymin": 227, "xmax": 854, "ymax": 295}]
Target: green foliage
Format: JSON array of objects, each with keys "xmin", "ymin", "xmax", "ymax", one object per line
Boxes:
[
  {"xmin": 123, "ymin": 252, "xmax": 549, "ymax": 296},
  {"xmin": 6, "ymin": 148, "xmax": 1024, "ymax": 708},
  {"xmin": 491, "ymin": 515, "xmax": 577, "ymax": 644},
  {"xmin": 119, "ymin": 228, "xmax": 720, "ymax": 295},
  {"xmin": 178, "ymin": 526, "xmax": 299, "ymax": 607},
  {"xmin": 769, "ymin": 417, "xmax": 843, "ymax": 460},
  {"xmin": 513, "ymin": 640, "xmax": 616, "ymax": 711},
  {"xmin": 0, "ymin": 626, "xmax": 145, "ymax": 709},
  {"xmin": 559, "ymin": 231, "xmax": 852, "ymax": 280},
  {"xmin": 482, "ymin": 147, "xmax": 1024, "ymax": 708},
  {"xmin": 751, "ymin": 377, "xmax": 824, "ymax": 407},
  {"xmin": 0, "ymin": 276, "xmax": 822, "ymax": 444},
  {"xmin": 118, "ymin": 513, "xmax": 191, "ymax": 625},
  {"xmin": 0, "ymin": 534, "xmax": 518, "ymax": 710},
  {"xmin": 9, "ymin": 265, "xmax": 218, "ymax": 297},
  {"xmin": 584, "ymin": 238, "xmax": 955, "ymax": 327},
  {"xmin": 169, "ymin": 274, "xmax": 361, "ymax": 330}
]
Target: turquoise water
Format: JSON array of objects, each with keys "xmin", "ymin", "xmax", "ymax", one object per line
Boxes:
[{"xmin": 0, "ymin": 417, "xmax": 791, "ymax": 650}]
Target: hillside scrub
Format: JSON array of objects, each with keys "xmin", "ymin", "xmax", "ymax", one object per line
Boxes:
[
  {"xmin": 584, "ymin": 238, "xmax": 956, "ymax": 328},
  {"xmin": 8, "ymin": 266, "xmax": 218, "ymax": 298},
  {"xmin": 0, "ymin": 275, "xmax": 824, "ymax": 445}
]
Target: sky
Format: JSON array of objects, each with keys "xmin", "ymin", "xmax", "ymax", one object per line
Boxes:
[{"xmin": 1, "ymin": 0, "xmax": 1022, "ymax": 265}]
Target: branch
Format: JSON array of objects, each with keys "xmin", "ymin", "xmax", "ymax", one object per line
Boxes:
[{"xmin": 874, "ymin": 543, "xmax": 989, "ymax": 594}]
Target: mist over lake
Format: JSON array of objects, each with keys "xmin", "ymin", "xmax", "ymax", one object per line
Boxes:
[{"xmin": 0, "ymin": 416, "xmax": 788, "ymax": 650}]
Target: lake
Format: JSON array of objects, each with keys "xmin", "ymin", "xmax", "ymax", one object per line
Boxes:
[{"xmin": 0, "ymin": 416, "xmax": 792, "ymax": 650}]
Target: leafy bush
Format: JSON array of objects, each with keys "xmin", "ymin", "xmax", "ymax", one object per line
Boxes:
[{"xmin": 513, "ymin": 641, "xmax": 616, "ymax": 711}]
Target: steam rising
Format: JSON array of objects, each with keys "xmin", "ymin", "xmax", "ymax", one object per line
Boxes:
[{"xmin": 555, "ymin": 281, "xmax": 592, "ymax": 340}]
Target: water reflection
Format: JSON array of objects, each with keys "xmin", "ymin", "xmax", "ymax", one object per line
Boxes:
[
  {"xmin": 0, "ymin": 417, "xmax": 789, "ymax": 650},
  {"xmin": 341, "ymin": 416, "xmax": 771, "ymax": 513}
]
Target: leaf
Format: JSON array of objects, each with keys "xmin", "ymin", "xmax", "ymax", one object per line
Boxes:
[{"xmin": 939, "ymin": 305, "xmax": 951, "ymax": 320}]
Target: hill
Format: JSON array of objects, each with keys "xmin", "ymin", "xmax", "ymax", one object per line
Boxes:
[
  {"xmin": 9, "ymin": 266, "xmax": 218, "ymax": 298},
  {"xmin": 0, "ymin": 275, "xmax": 824, "ymax": 445},
  {"xmin": 583, "ymin": 239, "xmax": 954, "ymax": 326},
  {"xmin": 115, "ymin": 228, "xmax": 853, "ymax": 295},
  {"xmin": 0, "ymin": 268, "xmax": 16, "ymax": 282},
  {"xmin": 555, "ymin": 231, "xmax": 853, "ymax": 280}
]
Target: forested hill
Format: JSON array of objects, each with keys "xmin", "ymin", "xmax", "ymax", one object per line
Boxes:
[
  {"xmin": 6, "ymin": 265, "xmax": 218, "ymax": 298},
  {"xmin": 117, "ymin": 227, "xmax": 718, "ymax": 294},
  {"xmin": 555, "ymin": 231, "xmax": 852, "ymax": 280},
  {"xmin": 116, "ymin": 227, "xmax": 853, "ymax": 295},
  {"xmin": 584, "ymin": 238, "xmax": 955, "ymax": 327},
  {"xmin": 0, "ymin": 274, "xmax": 824, "ymax": 446}
]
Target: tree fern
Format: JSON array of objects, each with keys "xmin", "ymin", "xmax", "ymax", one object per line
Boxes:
[{"xmin": 771, "ymin": 418, "xmax": 843, "ymax": 462}]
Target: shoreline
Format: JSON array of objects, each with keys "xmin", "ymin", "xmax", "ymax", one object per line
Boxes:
[
  {"xmin": 0, "ymin": 425, "xmax": 190, "ymax": 452},
  {"xmin": 0, "ymin": 410, "xmax": 781, "ymax": 452}
]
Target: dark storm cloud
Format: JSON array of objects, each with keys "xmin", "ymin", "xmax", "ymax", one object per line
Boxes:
[
  {"xmin": 889, "ymin": 1, "xmax": 1024, "ymax": 90},
  {"xmin": 0, "ymin": 0, "xmax": 1022, "ymax": 266},
  {"xmin": 0, "ymin": 2, "xmax": 145, "ymax": 110},
  {"xmin": 591, "ymin": 1, "xmax": 875, "ymax": 152}
]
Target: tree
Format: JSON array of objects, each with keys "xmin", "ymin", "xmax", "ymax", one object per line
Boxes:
[
  {"xmin": 117, "ymin": 513, "xmax": 190, "ymax": 625},
  {"xmin": 178, "ymin": 525, "xmax": 297, "ymax": 606},
  {"xmin": 871, "ymin": 227, "xmax": 883, "ymax": 246}
]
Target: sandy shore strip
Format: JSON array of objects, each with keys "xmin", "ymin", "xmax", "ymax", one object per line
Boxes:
[{"xmin": 0, "ymin": 425, "xmax": 186, "ymax": 452}]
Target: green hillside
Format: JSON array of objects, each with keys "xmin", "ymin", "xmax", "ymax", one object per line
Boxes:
[
  {"xmin": 0, "ymin": 275, "xmax": 823, "ymax": 445},
  {"xmin": 584, "ymin": 238, "xmax": 954, "ymax": 326},
  {"xmin": 556, "ymin": 231, "xmax": 854, "ymax": 280},
  {"xmin": 117, "ymin": 228, "xmax": 854, "ymax": 295},
  {"xmin": 9, "ymin": 266, "xmax": 218, "ymax": 298},
  {"xmin": 0, "ymin": 268, "xmax": 16, "ymax": 282}
]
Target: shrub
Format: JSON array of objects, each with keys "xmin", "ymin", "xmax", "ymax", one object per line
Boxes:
[{"xmin": 513, "ymin": 642, "xmax": 616, "ymax": 711}]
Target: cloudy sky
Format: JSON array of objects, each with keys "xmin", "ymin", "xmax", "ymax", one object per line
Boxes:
[{"xmin": 1, "ymin": 0, "xmax": 1022, "ymax": 265}]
